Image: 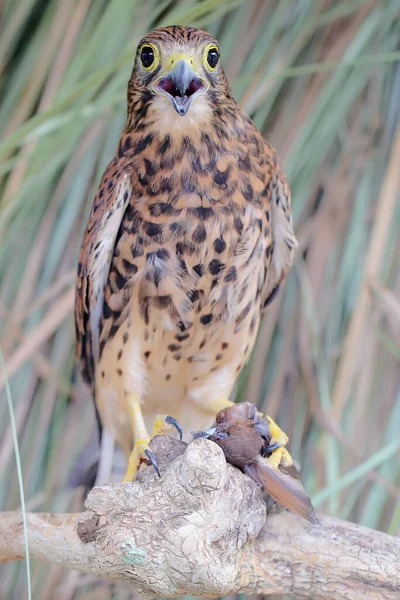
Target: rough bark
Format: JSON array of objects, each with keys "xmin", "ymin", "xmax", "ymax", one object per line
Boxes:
[{"xmin": 1, "ymin": 437, "xmax": 399, "ymax": 599}]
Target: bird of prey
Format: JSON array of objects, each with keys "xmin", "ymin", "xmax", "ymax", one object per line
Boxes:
[{"xmin": 75, "ymin": 25, "xmax": 298, "ymax": 481}]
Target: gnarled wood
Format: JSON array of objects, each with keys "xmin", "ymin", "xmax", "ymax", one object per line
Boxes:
[{"xmin": 1, "ymin": 438, "xmax": 399, "ymax": 599}]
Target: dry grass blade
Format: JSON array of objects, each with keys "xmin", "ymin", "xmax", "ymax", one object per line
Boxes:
[
  {"xmin": 331, "ymin": 124, "xmax": 400, "ymax": 419},
  {"xmin": 1, "ymin": 0, "xmax": 399, "ymax": 598},
  {"xmin": 0, "ymin": 288, "xmax": 74, "ymax": 389}
]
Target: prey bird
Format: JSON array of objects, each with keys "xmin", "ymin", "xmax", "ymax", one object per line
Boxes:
[
  {"xmin": 75, "ymin": 25, "xmax": 298, "ymax": 481},
  {"xmin": 194, "ymin": 403, "xmax": 316, "ymax": 522}
]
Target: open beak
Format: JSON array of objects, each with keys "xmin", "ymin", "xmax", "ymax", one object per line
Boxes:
[{"xmin": 156, "ymin": 60, "xmax": 205, "ymax": 116}]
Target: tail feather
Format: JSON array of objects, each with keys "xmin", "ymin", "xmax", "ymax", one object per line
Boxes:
[{"xmin": 245, "ymin": 461, "xmax": 317, "ymax": 523}]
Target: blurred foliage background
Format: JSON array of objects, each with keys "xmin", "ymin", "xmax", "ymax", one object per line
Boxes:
[{"xmin": 0, "ymin": 0, "xmax": 399, "ymax": 598}]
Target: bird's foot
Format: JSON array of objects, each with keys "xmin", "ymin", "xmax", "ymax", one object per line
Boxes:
[
  {"xmin": 152, "ymin": 414, "xmax": 183, "ymax": 440},
  {"xmin": 265, "ymin": 414, "xmax": 289, "ymax": 447},
  {"xmin": 123, "ymin": 437, "xmax": 156, "ymax": 481},
  {"xmin": 262, "ymin": 414, "xmax": 293, "ymax": 469},
  {"xmin": 263, "ymin": 445, "xmax": 293, "ymax": 469},
  {"xmin": 123, "ymin": 415, "xmax": 182, "ymax": 482}
]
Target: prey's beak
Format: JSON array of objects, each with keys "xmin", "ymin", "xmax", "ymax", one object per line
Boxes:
[
  {"xmin": 156, "ymin": 60, "xmax": 205, "ymax": 116},
  {"xmin": 192, "ymin": 426, "xmax": 217, "ymax": 439}
]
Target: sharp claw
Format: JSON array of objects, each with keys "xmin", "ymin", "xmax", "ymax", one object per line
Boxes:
[
  {"xmin": 144, "ymin": 448, "xmax": 161, "ymax": 477},
  {"xmin": 262, "ymin": 442, "xmax": 280, "ymax": 457},
  {"xmin": 165, "ymin": 415, "xmax": 183, "ymax": 441}
]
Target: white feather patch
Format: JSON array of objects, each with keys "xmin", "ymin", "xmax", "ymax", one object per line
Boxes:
[{"xmin": 89, "ymin": 175, "xmax": 131, "ymax": 363}]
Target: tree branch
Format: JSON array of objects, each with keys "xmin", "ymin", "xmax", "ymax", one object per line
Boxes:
[{"xmin": 1, "ymin": 437, "xmax": 399, "ymax": 599}]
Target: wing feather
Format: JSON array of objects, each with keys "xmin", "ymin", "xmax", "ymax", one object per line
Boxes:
[
  {"xmin": 263, "ymin": 160, "xmax": 298, "ymax": 306},
  {"xmin": 75, "ymin": 160, "xmax": 132, "ymax": 386},
  {"xmin": 245, "ymin": 462, "xmax": 317, "ymax": 523}
]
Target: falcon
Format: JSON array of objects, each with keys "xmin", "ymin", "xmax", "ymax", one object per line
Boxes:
[{"xmin": 75, "ymin": 25, "xmax": 298, "ymax": 481}]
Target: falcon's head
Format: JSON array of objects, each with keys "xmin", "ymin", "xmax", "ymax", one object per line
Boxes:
[{"xmin": 128, "ymin": 26, "xmax": 232, "ymax": 125}]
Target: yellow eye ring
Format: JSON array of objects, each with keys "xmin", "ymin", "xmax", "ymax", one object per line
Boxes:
[
  {"xmin": 139, "ymin": 43, "xmax": 160, "ymax": 71},
  {"xmin": 204, "ymin": 44, "xmax": 220, "ymax": 71}
]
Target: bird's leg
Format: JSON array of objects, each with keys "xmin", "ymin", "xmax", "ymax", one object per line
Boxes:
[
  {"xmin": 204, "ymin": 398, "xmax": 293, "ymax": 469},
  {"xmin": 123, "ymin": 395, "xmax": 153, "ymax": 482},
  {"xmin": 261, "ymin": 415, "xmax": 293, "ymax": 468},
  {"xmin": 205, "ymin": 397, "xmax": 234, "ymax": 412},
  {"xmin": 123, "ymin": 395, "xmax": 182, "ymax": 482}
]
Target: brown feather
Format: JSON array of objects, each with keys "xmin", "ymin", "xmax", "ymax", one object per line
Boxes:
[
  {"xmin": 245, "ymin": 462, "xmax": 317, "ymax": 523},
  {"xmin": 75, "ymin": 166, "xmax": 132, "ymax": 385}
]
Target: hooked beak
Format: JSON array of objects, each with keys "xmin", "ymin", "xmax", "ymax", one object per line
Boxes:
[{"xmin": 156, "ymin": 60, "xmax": 205, "ymax": 116}]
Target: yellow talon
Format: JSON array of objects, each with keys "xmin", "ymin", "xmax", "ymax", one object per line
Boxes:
[
  {"xmin": 123, "ymin": 437, "xmax": 153, "ymax": 482},
  {"xmin": 152, "ymin": 414, "xmax": 182, "ymax": 439},
  {"xmin": 264, "ymin": 446, "xmax": 293, "ymax": 469},
  {"xmin": 123, "ymin": 395, "xmax": 183, "ymax": 482},
  {"xmin": 265, "ymin": 414, "xmax": 289, "ymax": 447},
  {"xmin": 263, "ymin": 414, "xmax": 292, "ymax": 469},
  {"xmin": 153, "ymin": 414, "xmax": 169, "ymax": 436}
]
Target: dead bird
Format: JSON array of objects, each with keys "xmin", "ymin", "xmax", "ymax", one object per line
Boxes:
[{"xmin": 194, "ymin": 402, "xmax": 317, "ymax": 523}]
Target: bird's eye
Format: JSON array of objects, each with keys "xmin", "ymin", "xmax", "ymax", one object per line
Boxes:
[
  {"xmin": 140, "ymin": 45, "xmax": 155, "ymax": 69},
  {"xmin": 207, "ymin": 47, "xmax": 220, "ymax": 69}
]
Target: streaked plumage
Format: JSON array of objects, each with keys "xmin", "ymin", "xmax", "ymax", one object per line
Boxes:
[{"xmin": 75, "ymin": 25, "xmax": 297, "ymax": 466}]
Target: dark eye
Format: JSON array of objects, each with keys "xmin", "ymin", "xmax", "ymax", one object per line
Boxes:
[
  {"xmin": 207, "ymin": 48, "xmax": 219, "ymax": 68},
  {"xmin": 140, "ymin": 46, "xmax": 155, "ymax": 68}
]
